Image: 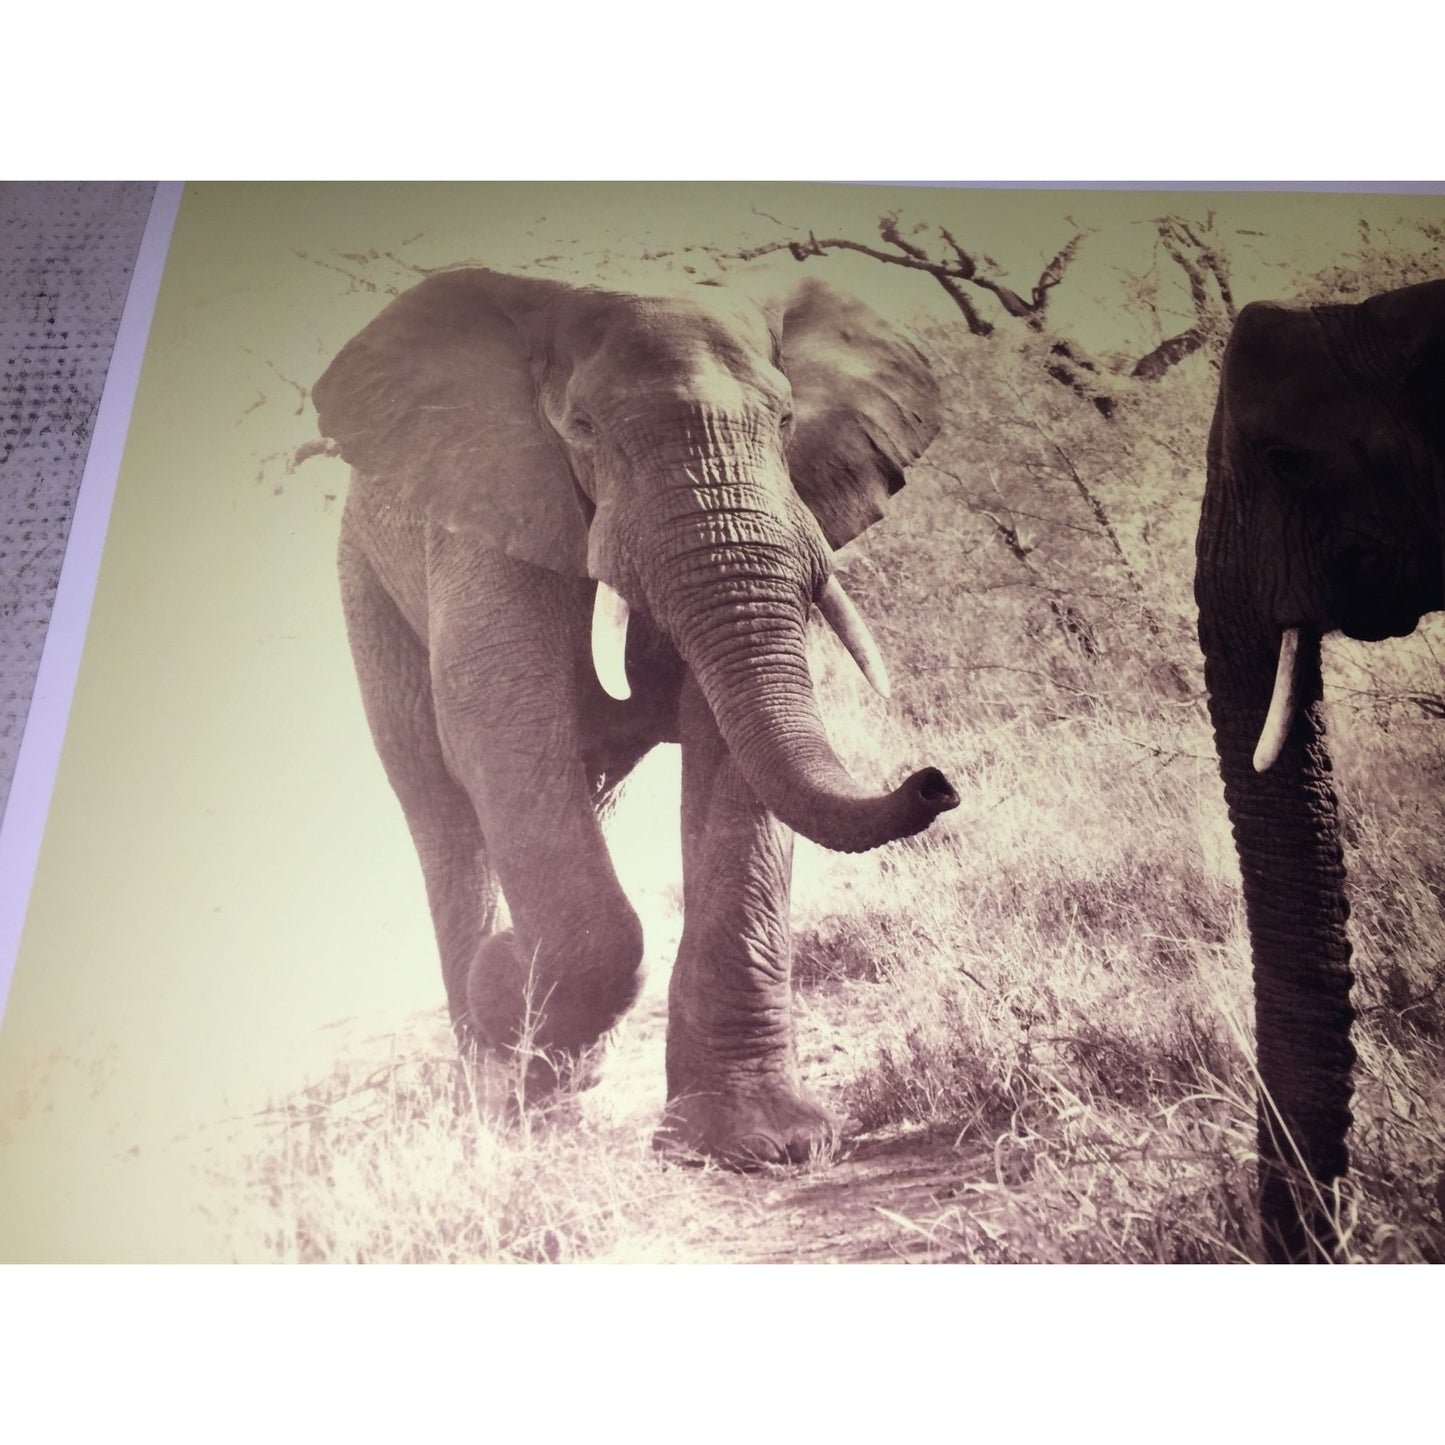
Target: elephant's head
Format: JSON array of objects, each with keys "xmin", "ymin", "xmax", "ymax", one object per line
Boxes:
[
  {"xmin": 1195, "ymin": 276, "xmax": 1445, "ymax": 1259},
  {"xmin": 312, "ymin": 266, "xmax": 958, "ymax": 854}
]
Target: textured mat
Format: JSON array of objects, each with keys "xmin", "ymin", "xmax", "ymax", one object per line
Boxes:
[{"xmin": 0, "ymin": 182, "xmax": 155, "ymax": 819}]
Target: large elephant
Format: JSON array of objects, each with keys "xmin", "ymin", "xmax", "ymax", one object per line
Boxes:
[
  {"xmin": 1195, "ymin": 277, "xmax": 1445, "ymax": 1261},
  {"xmin": 312, "ymin": 266, "xmax": 958, "ymax": 1165}
]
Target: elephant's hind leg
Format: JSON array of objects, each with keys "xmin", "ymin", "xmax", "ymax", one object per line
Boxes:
[
  {"xmin": 658, "ymin": 675, "xmax": 837, "ymax": 1166},
  {"xmin": 338, "ymin": 549, "xmax": 500, "ymax": 1038}
]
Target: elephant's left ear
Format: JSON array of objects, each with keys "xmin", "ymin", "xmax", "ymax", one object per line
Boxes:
[{"xmin": 777, "ymin": 277, "xmax": 941, "ymax": 550}]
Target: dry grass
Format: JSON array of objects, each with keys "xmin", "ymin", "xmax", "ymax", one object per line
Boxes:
[
  {"xmin": 239, "ymin": 244, "xmax": 1445, "ymax": 1264},
  {"xmin": 806, "ymin": 694, "xmax": 1444, "ymax": 1263},
  {"xmin": 251, "ymin": 1043, "xmax": 657, "ymax": 1264}
]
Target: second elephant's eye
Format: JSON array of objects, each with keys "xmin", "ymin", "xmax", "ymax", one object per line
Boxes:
[{"xmin": 1264, "ymin": 445, "xmax": 1317, "ymax": 488}]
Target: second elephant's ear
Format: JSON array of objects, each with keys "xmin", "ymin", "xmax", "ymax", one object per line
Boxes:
[
  {"xmin": 1366, "ymin": 279, "xmax": 1445, "ymax": 603},
  {"xmin": 777, "ymin": 277, "xmax": 941, "ymax": 550},
  {"xmin": 1364, "ymin": 278, "xmax": 1445, "ymax": 445},
  {"xmin": 312, "ymin": 268, "xmax": 590, "ymax": 574}
]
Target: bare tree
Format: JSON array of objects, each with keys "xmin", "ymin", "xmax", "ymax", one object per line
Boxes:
[{"xmin": 717, "ymin": 210, "xmax": 1246, "ymax": 416}]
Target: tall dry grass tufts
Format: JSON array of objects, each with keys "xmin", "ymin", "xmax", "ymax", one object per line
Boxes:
[{"xmin": 250, "ymin": 1035, "xmax": 658, "ymax": 1264}]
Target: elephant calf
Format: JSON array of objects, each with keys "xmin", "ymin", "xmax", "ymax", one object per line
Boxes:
[
  {"xmin": 313, "ymin": 266, "xmax": 958, "ymax": 1165},
  {"xmin": 1196, "ymin": 276, "xmax": 1445, "ymax": 1260}
]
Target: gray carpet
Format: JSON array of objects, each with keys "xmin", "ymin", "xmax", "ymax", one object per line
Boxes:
[{"xmin": 0, "ymin": 181, "xmax": 156, "ymax": 820}]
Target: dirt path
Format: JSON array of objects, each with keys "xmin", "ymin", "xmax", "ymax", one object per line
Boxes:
[
  {"xmin": 571, "ymin": 966, "xmax": 1002, "ymax": 1265},
  {"xmin": 618, "ymin": 1128, "xmax": 999, "ymax": 1264}
]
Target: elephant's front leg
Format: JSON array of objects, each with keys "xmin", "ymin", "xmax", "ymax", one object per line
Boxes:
[
  {"xmin": 658, "ymin": 675, "xmax": 837, "ymax": 1165},
  {"xmin": 428, "ymin": 566, "xmax": 645, "ymax": 1087}
]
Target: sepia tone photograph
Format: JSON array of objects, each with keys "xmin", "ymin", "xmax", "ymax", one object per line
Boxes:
[{"xmin": 1, "ymin": 179, "xmax": 1443, "ymax": 1264}]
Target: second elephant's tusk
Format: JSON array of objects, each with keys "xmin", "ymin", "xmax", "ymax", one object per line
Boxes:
[
  {"xmin": 1253, "ymin": 627, "xmax": 1301, "ymax": 773},
  {"xmin": 818, "ymin": 576, "xmax": 892, "ymax": 700},
  {"xmin": 591, "ymin": 581, "xmax": 631, "ymax": 701}
]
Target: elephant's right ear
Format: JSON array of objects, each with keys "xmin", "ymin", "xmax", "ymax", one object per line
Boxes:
[{"xmin": 312, "ymin": 268, "xmax": 590, "ymax": 574}]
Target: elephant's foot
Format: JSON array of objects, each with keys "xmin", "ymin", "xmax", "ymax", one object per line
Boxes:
[
  {"xmin": 466, "ymin": 926, "xmax": 643, "ymax": 1059},
  {"xmin": 450, "ymin": 1024, "xmax": 607, "ymax": 1117},
  {"xmin": 654, "ymin": 1076, "xmax": 839, "ymax": 1168},
  {"xmin": 515, "ymin": 1043, "xmax": 607, "ymax": 1102}
]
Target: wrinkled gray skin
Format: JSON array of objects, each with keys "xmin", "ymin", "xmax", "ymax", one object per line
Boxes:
[
  {"xmin": 313, "ymin": 267, "xmax": 958, "ymax": 1165},
  {"xmin": 1196, "ymin": 277, "xmax": 1445, "ymax": 1261}
]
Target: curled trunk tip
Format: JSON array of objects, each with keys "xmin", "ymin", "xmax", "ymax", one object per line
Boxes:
[
  {"xmin": 911, "ymin": 767, "xmax": 960, "ymax": 811},
  {"xmin": 814, "ymin": 767, "xmax": 961, "ymax": 855}
]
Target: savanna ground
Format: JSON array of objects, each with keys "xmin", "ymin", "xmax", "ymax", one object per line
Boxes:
[{"xmin": 244, "ymin": 215, "xmax": 1445, "ymax": 1264}]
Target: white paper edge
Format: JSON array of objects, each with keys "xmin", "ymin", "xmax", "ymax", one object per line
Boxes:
[{"xmin": 0, "ymin": 181, "xmax": 184, "ymax": 1028}]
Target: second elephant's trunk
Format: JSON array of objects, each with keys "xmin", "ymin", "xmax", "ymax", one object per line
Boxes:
[
  {"xmin": 1196, "ymin": 417, "xmax": 1358, "ymax": 1261},
  {"xmin": 1198, "ymin": 603, "xmax": 1356, "ymax": 1261}
]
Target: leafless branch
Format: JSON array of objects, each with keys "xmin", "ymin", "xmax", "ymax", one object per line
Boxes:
[
  {"xmin": 240, "ymin": 349, "xmax": 310, "ymax": 416},
  {"xmin": 295, "ymin": 250, "xmax": 400, "ymax": 296},
  {"xmin": 1131, "ymin": 327, "xmax": 1211, "ymax": 381},
  {"xmin": 1358, "ymin": 964, "xmax": 1445, "ymax": 1018},
  {"xmin": 1129, "ymin": 215, "xmax": 1238, "ymax": 380},
  {"xmin": 1337, "ymin": 687, "xmax": 1445, "ymax": 720},
  {"xmin": 722, "ymin": 214, "xmax": 1093, "ymax": 342},
  {"xmin": 295, "ymin": 243, "xmax": 436, "ymax": 299}
]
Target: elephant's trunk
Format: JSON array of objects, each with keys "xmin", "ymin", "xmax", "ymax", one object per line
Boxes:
[
  {"xmin": 680, "ymin": 587, "xmax": 955, "ymax": 854},
  {"xmin": 1197, "ymin": 491, "xmax": 1356, "ymax": 1262},
  {"xmin": 634, "ymin": 495, "xmax": 957, "ymax": 854}
]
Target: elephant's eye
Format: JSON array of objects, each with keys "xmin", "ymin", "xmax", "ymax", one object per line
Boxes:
[
  {"xmin": 780, "ymin": 408, "xmax": 795, "ymax": 431},
  {"xmin": 1264, "ymin": 446, "xmax": 1317, "ymax": 488},
  {"xmin": 571, "ymin": 414, "xmax": 596, "ymax": 438}
]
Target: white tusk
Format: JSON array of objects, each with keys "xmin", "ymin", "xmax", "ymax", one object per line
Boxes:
[
  {"xmin": 591, "ymin": 581, "xmax": 631, "ymax": 700},
  {"xmin": 1253, "ymin": 627, "xmax": 1301, "ymax": 773},
  {"xmin": 817, "ymin": 576, "xmax": 892, "ymax": 700}
]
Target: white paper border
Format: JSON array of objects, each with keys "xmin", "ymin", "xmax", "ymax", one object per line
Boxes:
[{"xmin": 0, "ymin": 181, "xmax": 184, "ymax": 1026}]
